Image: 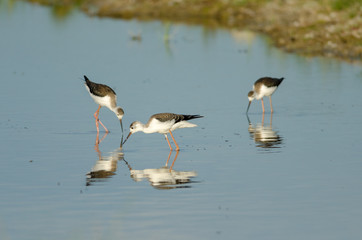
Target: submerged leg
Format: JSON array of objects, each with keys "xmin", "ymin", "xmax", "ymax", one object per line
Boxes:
[
  {"xmin": 170, "ymin": 150, "xmax": 179, "ymax": 170},
  {"xmin": 165, "ymin": 150, "xmax": 172, "ymax": 167},
  {"xmin": 95, "ymin": 130, "xmax": 100, "ymax": 145},
  {"xmin": 269, "ymin": 96, "xmax": 274, "ymax": 113},
  {"xmin": 95, "ymin": 123, "xmax": 108, "ymax": 145},
  {"xmin": 164, "ymin": 134, "xmax": 173, "ymax": 151},
  {"xmin": 169, "ymin": 130, "xmax": 180, "ymax": 151}
]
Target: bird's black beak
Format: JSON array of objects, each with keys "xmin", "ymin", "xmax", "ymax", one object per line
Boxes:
[
  {"xmin": 246, "ymin": 114, "xmax": 251, "ymax": 125},
  {"xmin": 122, "ymin": 132, "xmax": 132, "ymax": 145},
  {"xmin": 120, "ymin": 134, "xmax": 124, "ymax": 148},
  {"xmin": 246, "ymin": 101, "xmax": 251, "ymax": 114},
  {"xmin": 120, "ymin": 119, "xmax": 123, "ymax": 132}
]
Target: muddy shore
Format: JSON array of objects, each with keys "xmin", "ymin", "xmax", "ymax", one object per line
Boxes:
[{"xmin": 26, "ymin": 0, "xmax": 362, "ymax": 62}]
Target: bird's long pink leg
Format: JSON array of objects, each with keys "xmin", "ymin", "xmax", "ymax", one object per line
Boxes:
[
  {"xmin": 93, "ymin": 105, "xmax": 109, "ymax": 133},
  {"xmin": 269, "ymin": 96, "xmax": 274, "ymax": 113},
  {"xmin": 261, "ymin": 98, "xmax": 265, "ymax": 113},
  {"xmin": 94, "ymin": 131, "xmax": 107, "ymax": 145},
  {"xmin": 169, "ymin": 130, "xmax": 180, "ymax": 151},
  {"xmin": 94, "ymin": 105, "xmax": 101, "ymax": 133},
  {"xmin": 98, "ymin": 120, "xmax": 109, "ymax": 133},
  {"xmin": 164, "ymin": 134, "xmax": 173, "ymax": 151}
]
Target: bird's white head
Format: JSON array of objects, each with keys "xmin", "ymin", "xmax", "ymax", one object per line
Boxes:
[
  {"xmin": 246, "ymin": 91, "xmax": 255, "ymax": 113},
  {"xmin": 114, "ymin": 107, "xmax": 124, "ymax": 131},
  {"xmin": 129, "ymin": 121, "xmax": 144, "ymax": 134},
  {"xmin": 122, "ymin": 121, "xmax": 144, "ymax": 146}
]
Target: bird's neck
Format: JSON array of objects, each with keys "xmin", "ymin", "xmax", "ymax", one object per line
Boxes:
[{"xmin": 142, "ymin": 123, "xmax": 157, "ymax": 134}]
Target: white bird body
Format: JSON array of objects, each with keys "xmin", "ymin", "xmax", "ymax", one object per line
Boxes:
[
  {"xmin": 253, "ymin": 85, "xmax": 278, "ymax": 100},
  {"xmin": 85, "ymin": 89, "xmax": 118, "ymax": 113},
  {"xmin": 140, "ymin": 117, "xmax": 198, "ymax": 134}
]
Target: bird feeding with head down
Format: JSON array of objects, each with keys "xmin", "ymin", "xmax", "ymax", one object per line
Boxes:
[
  {"xmin": 122, "ymin": 113, "xmax": 203, "ymax": 151},
  {"xmin": 84, "ymin": 75, "xmax": 124, "ymax": 133},
  {"xmin": 246, "ymin": 77, "xmax": 284, "ymax": 114}
]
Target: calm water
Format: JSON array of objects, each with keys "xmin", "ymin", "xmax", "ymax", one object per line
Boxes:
[{"xmin": 1, "ymin": 1, "xmax": 362, "ymax": 239}]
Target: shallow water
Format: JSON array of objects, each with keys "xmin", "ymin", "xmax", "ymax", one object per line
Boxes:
[{"xmin": 1, "ymin": 1, "xmax": 362, "ymax": 239}]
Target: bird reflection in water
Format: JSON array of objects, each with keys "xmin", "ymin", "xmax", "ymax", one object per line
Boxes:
[
  {"xmin": 86, "ymin": 132, "xmax": 124, "ymax": 186},
  {"xmin": 247, "ymin": 113, "xmax": 283, "ymax": 151},
  {"xmin": 130, "ymin": 151, "xmax": 197, "ymax": 190}
]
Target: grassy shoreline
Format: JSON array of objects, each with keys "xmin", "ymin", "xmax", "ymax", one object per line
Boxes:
[{"xmin": 26, "ymin": 0, "xmax": 362, "ymax": 62}]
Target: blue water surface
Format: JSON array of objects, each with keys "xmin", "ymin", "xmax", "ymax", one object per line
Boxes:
[{"xmin": 1, "ymin": 1, "xmax": 362, "ymax": 239}]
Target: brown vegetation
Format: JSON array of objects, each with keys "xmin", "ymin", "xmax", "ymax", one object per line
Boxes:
[{"xmin": 26, "ymin": 0, "xmax": 362, "ymax": 62}]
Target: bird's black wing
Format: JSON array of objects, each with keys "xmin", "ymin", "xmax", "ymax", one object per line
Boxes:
[
  {"xmin": 84, "ymin": 75, "xmax": 116, "ymax": 97},
  {"xmin": 256, "ymin": 77, "xmax": 284, "ymax": 88},
  {"xmin": 152, "ymin": 113, "xmax": 203, "ymax": 123}
]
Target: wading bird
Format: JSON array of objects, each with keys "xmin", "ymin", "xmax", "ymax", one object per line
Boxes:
[
  {"xmin": 123, "ymin": 113, "xmax": 203, "ymax": 151},
  {"xmin": 246, "ymin": 77, "xmax": 284, "ymax": 113},
  {"xmin": 84, "ymin": 75, "xmax": 124, "ymax": 133}
]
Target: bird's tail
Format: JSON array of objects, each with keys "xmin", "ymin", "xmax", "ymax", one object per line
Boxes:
[
  {"xmin": 182, "ymin": 115, "xmax": 204, "ymax": 121},
  {"xmin": 83, "ymin": 75, "xmax": 93, "ymax": 89},
  {"xmin": 277, "ymin": 77, "xmax": 284, "ymax": 86},
  {"xmin": 84, "ymin": 75, "xmax": 90, "ymax": 83}
]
